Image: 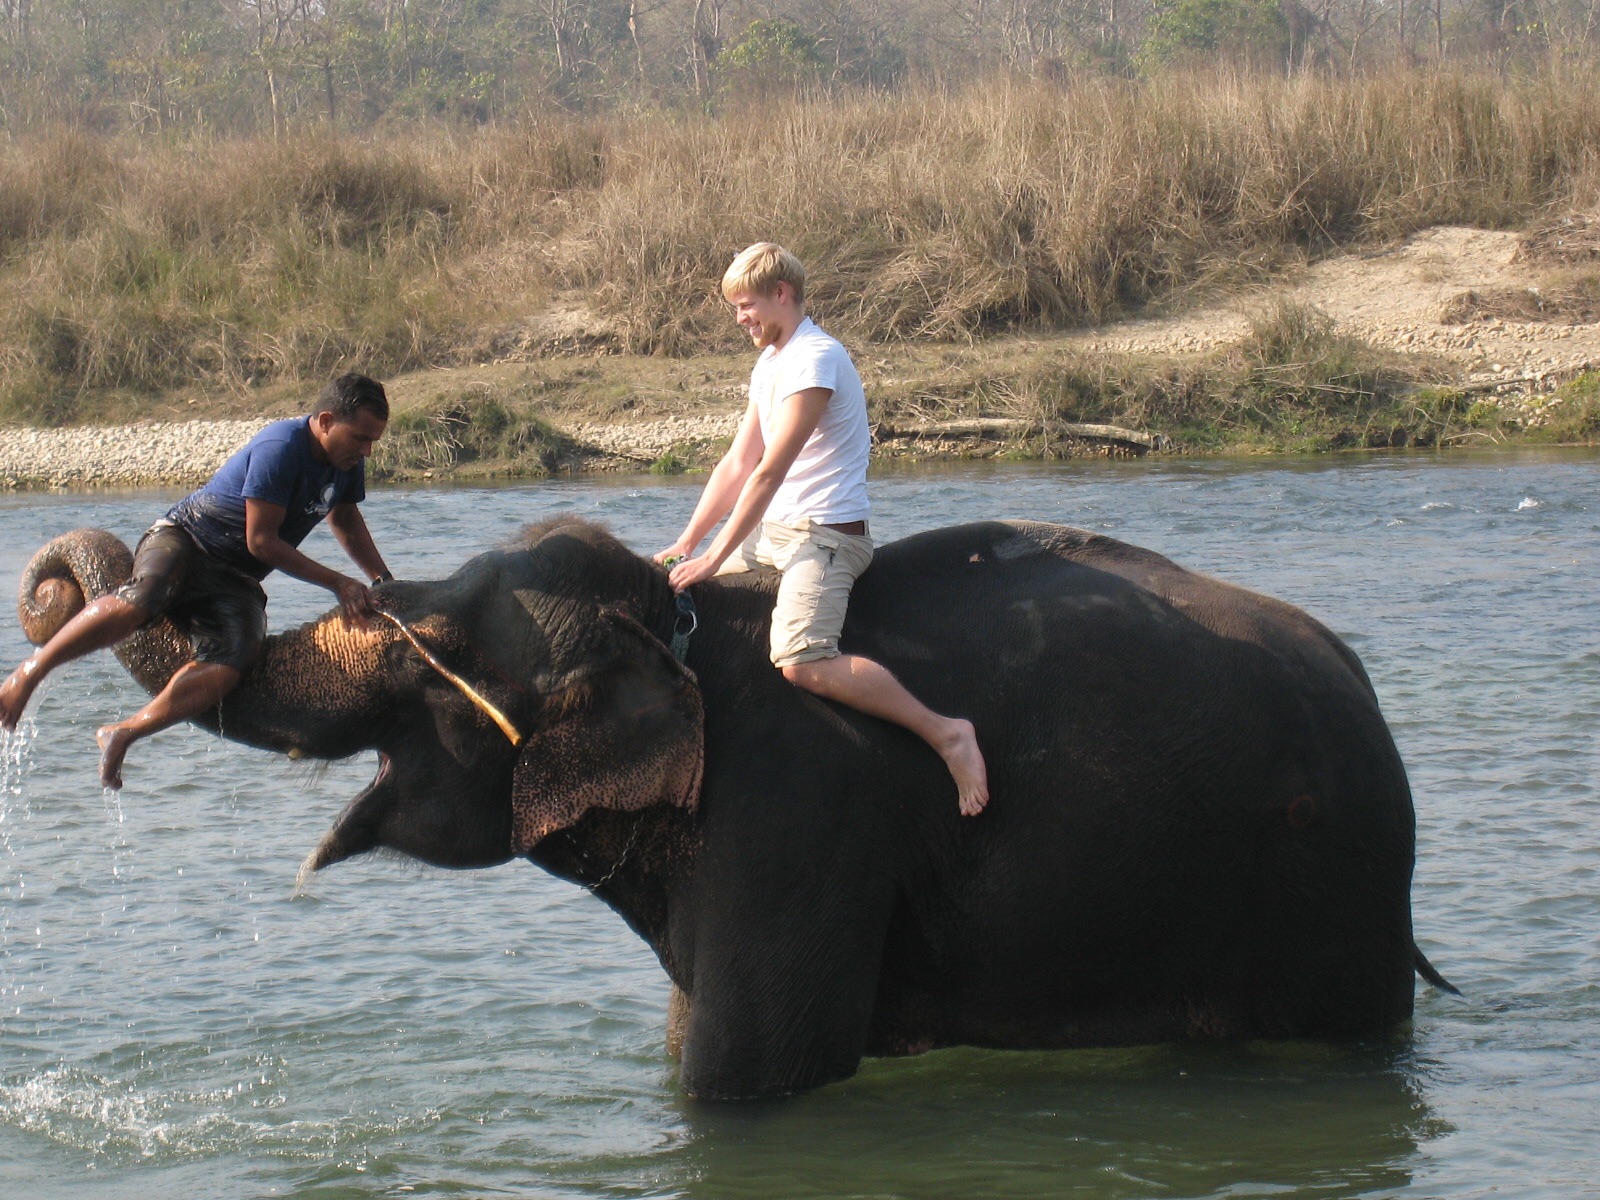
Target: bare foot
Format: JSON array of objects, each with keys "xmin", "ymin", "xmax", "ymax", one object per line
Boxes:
[
  {"xmin": 0, "ymin": 659, "xmax": 42, "ymax": 731},
  {"xmin": 95, "ymin": 724, "xmax": 134, "ymax": 790},
  {"xmin": 939, "ymin": 718, "xmax": 989, "ymax": 817}
]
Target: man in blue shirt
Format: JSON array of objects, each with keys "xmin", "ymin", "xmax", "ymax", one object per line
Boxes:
[{"xmin": 0, "ymin": 374, "xmax": 393, "ymax": 789}]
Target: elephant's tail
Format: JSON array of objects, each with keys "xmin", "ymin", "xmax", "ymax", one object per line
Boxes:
[{"xmin": 1413, "ymin": 943, "xmax": 1461, "ymax": 995}]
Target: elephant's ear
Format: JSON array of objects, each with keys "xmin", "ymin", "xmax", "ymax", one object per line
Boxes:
[{"xmin": 510, "ymin": 608, "xmax": 703, "ymax": 853}]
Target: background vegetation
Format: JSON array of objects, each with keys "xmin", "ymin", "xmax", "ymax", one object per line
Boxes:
[
  {"xmin": 5, "ymin": 68, "xmax": 1600, "ymax": 432},
  {"xmin": 6, "ymin": 0, "xmax": 1600, "ymax": 454},
  {"xmin": 4, "ymin": 0, "xmax": 1599, "ymax": 128}
]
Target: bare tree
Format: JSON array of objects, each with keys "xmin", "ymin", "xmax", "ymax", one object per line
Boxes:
[{"xmin": 688, "ymin": 0, "xmax": 725, "ymax": 99}]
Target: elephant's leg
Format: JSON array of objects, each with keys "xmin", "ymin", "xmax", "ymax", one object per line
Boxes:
[
  {"xmin": 666, "ymin": 983, "xmax": 690, "ymax": 1059},
  {"xmin": 676, "ymin": 858, "xmax": 894, "ymax": 1100}
]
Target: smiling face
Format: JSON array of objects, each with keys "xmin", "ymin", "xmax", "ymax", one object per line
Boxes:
[
  {"xmin": 312, "ymin": 407, "xmax": 387, "ymax": 470},
  {"xmin": 727, "ymin": 282, "xmax": 802, "ymax": 351}
]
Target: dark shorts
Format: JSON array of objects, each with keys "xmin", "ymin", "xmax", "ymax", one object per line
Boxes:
[{"xmin": 114, "ymin": 522, "xmax": 268, "ymax": 672}]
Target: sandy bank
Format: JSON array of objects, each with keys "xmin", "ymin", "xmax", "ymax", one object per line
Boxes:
[{"xmin": 6, "ymin": 226, "xmax": 1599, "ymax": 490}]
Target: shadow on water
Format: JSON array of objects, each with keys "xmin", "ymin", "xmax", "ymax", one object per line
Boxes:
[{"xmin": 659, "ymin": 1041, "xmax": 1447, "ymax": 1200}]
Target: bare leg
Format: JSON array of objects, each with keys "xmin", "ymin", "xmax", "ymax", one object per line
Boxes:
[
  {"xmin": 783, "ymin": 654, "xmax": 990, "ymax": 816},
  {"xmin": 96, "ymin": 661, "xmax": 241, "ymax": 789},
  {"xmin": 0, "ymin": 596, "xmax": 149, "ymax": 730}
]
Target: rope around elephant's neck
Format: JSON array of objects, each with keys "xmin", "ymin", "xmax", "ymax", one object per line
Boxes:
[{"xmin": 375, "ymin": 610, "xmax": 524, "ymax": 747}]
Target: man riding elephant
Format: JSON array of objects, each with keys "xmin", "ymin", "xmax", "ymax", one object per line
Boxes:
[
  {"xmin": 0, "ymin": 373, "xmax": 394, "ymax": 788},
  {"xmin": 656, "ymin": 242, "xmax": 989, "ymax": 815}
]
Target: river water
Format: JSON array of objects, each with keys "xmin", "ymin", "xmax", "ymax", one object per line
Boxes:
[{"xmin": 1, "ymin": 452, "xmax": 1596, "ymax": 1199}]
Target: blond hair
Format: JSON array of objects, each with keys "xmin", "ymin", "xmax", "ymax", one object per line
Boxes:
[{"xmin": 721, "ymin": 242, "xmax": 806, "ymax": 305}]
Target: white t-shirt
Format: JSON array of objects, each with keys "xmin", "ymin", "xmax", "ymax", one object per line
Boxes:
[{"xmin": 751, "ymin": 317, "xmax": 871, "ymax": 525}]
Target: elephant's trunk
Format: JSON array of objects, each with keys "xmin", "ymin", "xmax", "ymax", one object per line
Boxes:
[{"xmin": 18, "ymin": 528, "xmax": 194, "ymax": 697}]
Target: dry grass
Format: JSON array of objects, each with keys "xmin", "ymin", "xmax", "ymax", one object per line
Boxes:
[
  {"xmin": 5, "ymin": 68, "xmax": 1600, "ymax": 425},
  {"xmin": 1439, "ymin": 274, "xmax": 1600, "ymax": 324},
  {"xmin": 1516, "ymin": 212, "xmax": 1600, "ymax": 267}
]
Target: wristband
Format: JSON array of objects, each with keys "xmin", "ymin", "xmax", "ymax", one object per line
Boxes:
[{"xmin": 372, "ymin": 572, "xmax": 394, "ymax": 586}]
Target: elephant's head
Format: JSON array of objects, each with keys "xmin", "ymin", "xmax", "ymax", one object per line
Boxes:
[{"xmin": 18, "ymin": 520, "xmax": 704, "ymax": 878}]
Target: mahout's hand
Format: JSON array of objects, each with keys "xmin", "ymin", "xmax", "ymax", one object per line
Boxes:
[{"xmin": 332, "ymin": 576, "xmax": 377, "ymax": 628}]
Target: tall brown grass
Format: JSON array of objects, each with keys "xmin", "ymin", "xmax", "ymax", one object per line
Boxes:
[{"xmin": 4, "ymin": 68, "xmax": 1600, "ymax": 423}]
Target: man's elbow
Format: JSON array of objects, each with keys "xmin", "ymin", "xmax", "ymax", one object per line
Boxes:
[
  {"xmin": 719, "ymin": 443, "xmax": 761, "ymax": 477},
  {"xmin": 749, "ymin": 462, "xmax": 792, "ymax": 494}
]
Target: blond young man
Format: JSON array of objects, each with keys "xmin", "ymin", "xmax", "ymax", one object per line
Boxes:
[{"xmin": 657, "ymin": 244, "xmax": 988, "ymax": 815}]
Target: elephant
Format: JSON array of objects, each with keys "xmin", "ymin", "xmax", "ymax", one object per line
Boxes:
[{"xmin": 16, "ymin": 517, "xmax": 1455, "ymax": 1100}]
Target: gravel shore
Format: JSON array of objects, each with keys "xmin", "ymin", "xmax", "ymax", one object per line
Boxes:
[
  {"xmin": 0, "ymin": 419, "xmax": 272, "ymax": 490},
  {"xmin": 561, "ymin": 413, "xmax": 743, "ymax": 463},
  {"xmin": 0, "ymin": 414, "xmax": 751, "ymax": 490}
]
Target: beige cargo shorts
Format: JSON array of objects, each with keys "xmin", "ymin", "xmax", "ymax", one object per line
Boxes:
[{"xmin": 717, "ymin": 518, "xmax": 874, "ymax": 667}]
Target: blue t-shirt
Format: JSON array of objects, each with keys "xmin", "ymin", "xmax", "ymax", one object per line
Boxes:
[{"xmin": 166, "ymin": 417, "xmax": 366, "ymax": 581}]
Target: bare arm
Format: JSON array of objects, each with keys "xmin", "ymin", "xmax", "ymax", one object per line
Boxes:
[
  {"xmin": 655, "ymin": 398, "xmax": 766, "ymax": 562},
  {"xmin": 327, "ymin": 503, "xmax": 391, "ymax": 583},
  {"xmin": 667, "ymin": 387, "xmax": 832, "ymax": 591},
  {"xmin": 244, "ymin": 498, "xmax": 375, "ymax": 625}
]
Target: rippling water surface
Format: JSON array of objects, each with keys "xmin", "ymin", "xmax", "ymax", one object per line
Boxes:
[{"xmin": 2, "ymin": 451, "xmax": 1597, "ymax": 1199}]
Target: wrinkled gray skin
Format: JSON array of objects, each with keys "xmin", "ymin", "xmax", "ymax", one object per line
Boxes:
[{"xmin": 18, "ymin": 518, "xmax": 1452, "ymax": 1100}]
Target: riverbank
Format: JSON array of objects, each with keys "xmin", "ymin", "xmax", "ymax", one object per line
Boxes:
[
  {"xmin": 9, "ymin": 73, "xmax": 1600, "ymax": 429},
  {"xmin": 0, "ymin": 419, "xmax": 273, "ymax": 489},
  {"xmin": 3, "ymin": 223, "xmax": 1598, "ymax": 490}
]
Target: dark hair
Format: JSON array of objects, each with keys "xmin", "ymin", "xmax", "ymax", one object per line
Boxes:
[{"xmin": 317, "ymin": 373, "xmax": 389, "ymax": 422}]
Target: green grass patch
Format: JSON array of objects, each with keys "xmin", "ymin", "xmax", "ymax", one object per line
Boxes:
[
  {"xmin": 373, "ymin": 389, "xmax": 579, "ymax": 479},
  {"xmin": 1523, "ymin": 371, "xmax": 1600, "ymax": 443}
]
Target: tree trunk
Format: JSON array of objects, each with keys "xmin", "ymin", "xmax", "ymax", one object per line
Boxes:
[
  {"xmin": 629, "ymin": 0, "xmax": 645, "ymax": 85},
  {"xmin": 267, "ymin": 65, "xmax": 282, "ymax": 138}
]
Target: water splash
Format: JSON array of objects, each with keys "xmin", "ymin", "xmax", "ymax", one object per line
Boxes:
[
  {"xmin": 1517, "ymin": 496, "xmax": 1542, "ymax": 510},
  {"xmin": 1, "ymin": 716, "xmax": 39, "ymax": 1011},
  {"xmin": 1, "ymin": 715, "xmax": 39, "ymax": 861},
  {"xmin": 100, "ymin": 783, "xmax": 131, "ymax": 903},
  {"xmin": 0, "ymin": 1057, "xmax": 314, "ymax": 1163}
]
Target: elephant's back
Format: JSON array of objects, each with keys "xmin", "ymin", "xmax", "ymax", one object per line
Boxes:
[
  {"xmin": 851, "ymin": 520, "xmax": 1417, "ymax": 1045},
  {"xmin": 845, "ymin": 516, "xmax": 1410, "ymax": 897},
  {"xmin": 855, "ymin": 520, "xmax": 1371, "ymax": 697}
]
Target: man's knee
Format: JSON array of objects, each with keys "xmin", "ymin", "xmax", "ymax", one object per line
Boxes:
[
  {"xmin": 780, "ymin": 661, "xmax": 811, "ymax": 688},
  {"xmin": 170, "ymin": 659, "xmax": 243, "ymax": 702},
  {"xmin": 779, "ymin": 656, "xmax": 834, "ymax": 691}
]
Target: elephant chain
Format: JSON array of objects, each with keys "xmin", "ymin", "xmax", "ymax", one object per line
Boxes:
[{"xmin": 586, "ymin": 817, "xmax": 645, "ymax": 892}]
